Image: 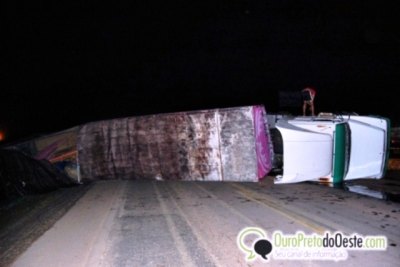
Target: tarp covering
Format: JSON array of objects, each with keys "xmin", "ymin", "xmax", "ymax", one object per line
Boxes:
[
  {"xmin": 78, "ymin": 105, "xmax": 273, "ymax": 181},
  {"xmin": 0, "ymin": 149, "xmax": 78, "ymax": 201},
  {"xmin": 6, "ymin": 127, "xmax": 79, "ymax": 182},
  {"xmin": 253, "ymin": 105, "xmax": 273, "ymax": 178}
]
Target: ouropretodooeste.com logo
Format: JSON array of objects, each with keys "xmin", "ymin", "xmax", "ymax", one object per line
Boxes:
[
  {"xmin": 237, "ymin": 226, "xmax": 388, "ymax": 263},
  {"xmin": 237, "ymin": 227, "xmax": 273, "ymax": 262}
]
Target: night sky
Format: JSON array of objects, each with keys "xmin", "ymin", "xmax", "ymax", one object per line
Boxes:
[{"xmin": 2, "ymin": 1, "xmax": 399, "ymax": 144}]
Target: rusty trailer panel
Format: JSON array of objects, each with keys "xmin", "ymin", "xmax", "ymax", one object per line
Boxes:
[{"xmin": 77, "ymin": 105, "xmax": 273, "ymax": 181}]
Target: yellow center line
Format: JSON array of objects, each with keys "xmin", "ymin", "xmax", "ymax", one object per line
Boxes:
[{"xmin": 230, "ymin": 183, "xmax": 332, "ymax": 235}]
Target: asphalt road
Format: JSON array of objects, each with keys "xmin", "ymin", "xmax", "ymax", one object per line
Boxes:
[{"xmin": 5, "ymin": 178, "xmax": 399, "ymax": 267}]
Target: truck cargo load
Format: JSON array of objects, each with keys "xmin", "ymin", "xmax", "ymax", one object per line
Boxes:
[{"xmin": 77, "ymin": 105, "xmax": 273, "ymax": 181}]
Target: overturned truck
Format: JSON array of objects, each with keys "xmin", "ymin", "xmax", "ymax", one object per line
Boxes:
[{"xmin": 4, "ymin": 107, "xmax": 390, "ymax": 187}]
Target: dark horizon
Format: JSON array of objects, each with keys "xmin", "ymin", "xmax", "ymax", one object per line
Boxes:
[{"xmin": 2, "ymin": 1, "xmax": 399, "ymax": 144}]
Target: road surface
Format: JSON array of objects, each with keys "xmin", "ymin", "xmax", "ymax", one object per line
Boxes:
[{"xmin": 2, "ymin": 178, "xmax": 400, "ymax": 267}]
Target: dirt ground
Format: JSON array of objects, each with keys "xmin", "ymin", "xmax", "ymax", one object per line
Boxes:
[{"xmin": 0, "ymin": 184, "xmax": 91, "ymax": 267}]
